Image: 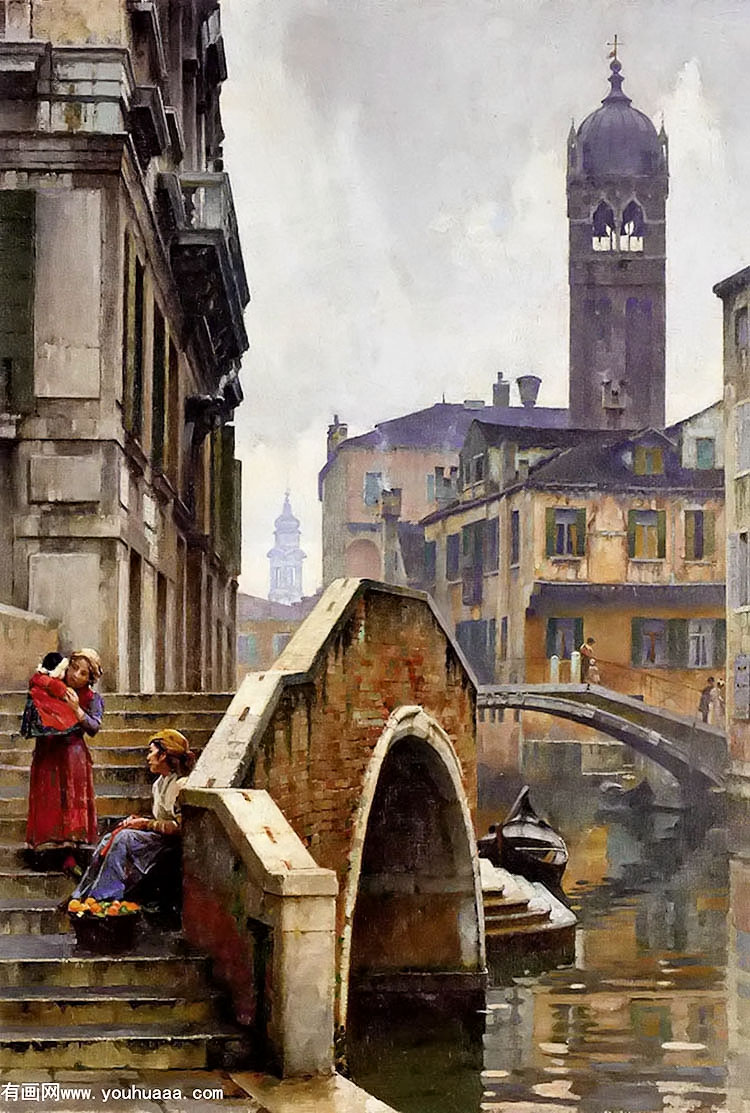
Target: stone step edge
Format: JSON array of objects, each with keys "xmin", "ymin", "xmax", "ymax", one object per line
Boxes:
[
  {"xmin": 0, "ymin": 985, "xmax": 222, "ymax": 1002},
  {"xmin": 0, "ymin": 1023, "xmax": 248, "ymax": 1043}
]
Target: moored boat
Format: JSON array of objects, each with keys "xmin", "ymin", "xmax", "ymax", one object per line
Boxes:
[{"xmin": 499, "ymin": 786, "xmax": 568, "ymax": 889}]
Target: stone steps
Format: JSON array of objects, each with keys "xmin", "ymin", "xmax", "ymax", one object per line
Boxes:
[
  {"xmin": 0, "ymin": 1024, "xmax": 249, "ymax": 1070},
  {"xmin": 0, "ymin": 710, "xmax": 222, "ymax": 732},
  {"xmin": 0, "ymin": 764, "xmax": 152, "ymax": 788},
  {"xmin": 0, "ymin": 731, "xmax": 215, "ymax": 755},
  {"xmin": 0, "ymin": 692, "xmax": 232, "ymax": 714},
  {"xmin": 0, "ymin": 691, "xmax": 249, "ymax": 1075},
  {"xmin": 0, "ymin": 984, "xmax": 222, "ymax": 1027},
  {"xmin": 0, "ymin": 785, "xmax": 152, "ymax": 817}
]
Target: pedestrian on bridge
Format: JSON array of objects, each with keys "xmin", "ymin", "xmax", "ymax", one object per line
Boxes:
[
  {"xmin": 580, "ymin": 637, "xmax": 596, "ymax": 681},
  {"xmin": 698, "ymin": 677, "xmax": 715, "ymax": 723}
]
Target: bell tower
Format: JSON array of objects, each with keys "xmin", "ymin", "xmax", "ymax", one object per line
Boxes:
[{"xmin": 567, "ymin": 54, "xmax": 668, "ymax": 429}]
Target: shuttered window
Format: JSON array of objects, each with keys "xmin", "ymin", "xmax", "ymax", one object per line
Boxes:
[
  {"xmin": 632, "ymin": 617, "xmax": 725, "ymax": 667},
  {"xmin": 446, "ymin": 533, "xmax": 460, "ymax": 580},
  {"xmin": 546, "ymin": 617, "xmax": 583, "ymax": 660},
  {"xmin": 545, "ymin": 507, "xmax": 586, "ymax": 556},
  {"xmin": 628, "ymin": 509, "xmax": 666, "ymax": 559},
  {"xmin": 510, "ymin": 510, "xmax": 520, "ymax": 565},
  {"xmin": 737, "ymin": 402, "xmax": 750, "ymax": 474},
  {"xmin": 685, "ymin": 509, "xmax": 715, "ymax": 561},
  {"xmin": 0, "ymin": 191, "xmax": 35, "ymax": 414}
]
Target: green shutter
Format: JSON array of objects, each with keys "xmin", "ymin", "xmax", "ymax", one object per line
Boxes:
[
  {"xmin": 575, "ymin": 508, "xmax": 586, "ymax": 556},
  {"xmin": 627, "ymin": 510, "xmax": 637, "ymax": 558},
  {"xmin": 546, "ymin": 618, "xmax": 558, "ymax": 659},
  {"xmin": 631, "ymin": 618, "xmax": 643, "ymax": 665},
  {"xmin": 714, "ymin": 618, "xmax": 726, "ymax": 669},
  {"xmin": 0, "ymin": 191, "xmax": 35, "ymax": 414},
  {"xmin": 667, "ymin": 619, "xmax": 689, "ymax": 667},
  {"xmin": 657, "ymin": 510, "xmax": 667, "ymax": 559},
  {"xmin": 574, "ymin": 617, "xmax": 584, "ymax": 651},
  {"xmin": 685, "ymin": 510, "xmax": 695, "ymax": 560},
  {"xmin": 545, "ymin": 507, "xmax": 556, "ymax": 556},
  {"xmin": 704, "ymin": 510, "xmax": 715, "ymax": 558}
]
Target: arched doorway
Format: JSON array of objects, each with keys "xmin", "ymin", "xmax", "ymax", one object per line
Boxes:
[
  {"xmin": 340, "ymin": 707, "xmax": 484, "ymax": 1027},
  {"xmin": 345, "ymin": 539, "xmax": 381, "ymax": 579}
]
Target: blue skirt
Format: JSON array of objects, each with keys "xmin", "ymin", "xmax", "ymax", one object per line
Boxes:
[{"xmin": 72, "ymin": 828, "xmax": 177, "ymax": 904}]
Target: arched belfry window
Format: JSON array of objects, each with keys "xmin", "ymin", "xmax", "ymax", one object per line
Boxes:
[
  {"xmin": 592, "ymin": 201, "xmax": 616, "ymax": 251},
  {"xmin": 620, "ymin": 200, "xmax": 644, "ymax": 252}
]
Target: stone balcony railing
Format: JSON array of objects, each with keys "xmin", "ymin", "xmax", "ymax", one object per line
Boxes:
[{"xmin": 164, "ymin": 171, "xmax": 250, "ymax": 378}]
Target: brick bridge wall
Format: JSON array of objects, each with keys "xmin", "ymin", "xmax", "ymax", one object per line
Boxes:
[{"xmin": 246, "ymin": 584, "xmax": 477, "ymax": 901}]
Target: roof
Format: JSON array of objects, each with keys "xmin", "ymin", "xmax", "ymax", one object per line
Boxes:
[
  {"xmin": 318, "ymin": 401, "xmax": 569, "ymax": 492},
  {"xmin": 714, "ymin": 265, "xmax": 750, "ymax": 299},
  {"xmin": 524, "ymin": 428, "xmax": 723, "ymax": 491},
  {"xmin": 575, "ymin": 61, "xmax": 663, "ymax": 179},
  {"xmin": 237, "ymin": 593, "xmax": 320, "ymax": 623},
  {"xmin": 466, "ymin": 420, "xmax": 602, "ymax": 451}
]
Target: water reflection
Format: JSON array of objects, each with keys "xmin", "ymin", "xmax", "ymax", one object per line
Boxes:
[{"xmin": 349, "ymin": 785, "xmax": 749, "ymax": 1113}]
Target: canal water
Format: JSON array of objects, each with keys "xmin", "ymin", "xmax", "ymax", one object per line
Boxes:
[{"xmin": 349, "ymin": 780, "xmax": 745, "ymax": 1113}]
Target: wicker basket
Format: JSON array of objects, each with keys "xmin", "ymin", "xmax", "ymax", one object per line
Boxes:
[{"xmin": 69, "ymin": 912, "xmax": 140, "ymax": 953}]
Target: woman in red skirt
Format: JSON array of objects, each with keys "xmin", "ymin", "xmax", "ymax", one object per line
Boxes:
[{"xmin": 23, "ymin": 648, "xmax": 103, "ymax": 869}]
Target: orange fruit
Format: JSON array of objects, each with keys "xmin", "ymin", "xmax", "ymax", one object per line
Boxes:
[{"xmin": 106, "ymin": 906, "xmax": 119, "ymax": 916}]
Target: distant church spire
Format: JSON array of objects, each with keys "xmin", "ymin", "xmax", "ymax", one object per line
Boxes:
[{"xmin": 267, "ymin": 492, "xmax": 306, "ymax": 604}]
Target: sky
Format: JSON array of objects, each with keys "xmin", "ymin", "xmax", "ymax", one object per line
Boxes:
[{"xmin": 220, "ymin": 0, "xmax": 750, "ymax": 597}]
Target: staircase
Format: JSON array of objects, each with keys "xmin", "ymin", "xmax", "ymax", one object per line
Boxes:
[
  {"xmin": 480, "ymin": 858, "xmax": 577, "ymax": 964},
  {"xmin": 0, "ymin": 690, "xmax": 261, "ymax": 1086}
]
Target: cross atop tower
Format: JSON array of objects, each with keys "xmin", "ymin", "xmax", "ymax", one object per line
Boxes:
[{"xmin": 606, "ymin": 34, "xmax": 622, "ymax": 61}]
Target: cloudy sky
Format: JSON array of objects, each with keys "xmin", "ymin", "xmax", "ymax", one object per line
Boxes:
[{"xmin": 220, "ymin": 0, "xmax": 750, "ymax": 597}]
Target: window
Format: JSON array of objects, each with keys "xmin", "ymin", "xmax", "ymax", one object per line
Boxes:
[
  {"xmin": 426, "ymin": 473, "xmax": 436, "ymax": 502},
  {"xmin": 731, "ymin": 531, "xmax": 750, "ymax": 608},
  {"xmin": 471, "ymin": 454, "xmax": 485, "ymax": 483},
  {"xmin": 423, "ymin": 540, "xmax": 436, "ymax": 587},
  {"xmin": 461, "ymin": 521, "xmax": 484, "ymax": 605},
  {"xmin": 484, "ymin": 518, "xmax": 499, "ymax": 569},
  {"xmin": 0, "ymin": 191, "xmax": 34, "ymax": 414},
  {"xmin": 151, "ymin": 303, "xmax": 166, "ymax": 472},
  {"xmin": 500, "ymin": 616, "xmax": 508, "ymax": 661},
  {"xmin": 545, "ymin": 617, "xmax": 583, "ymax": 660},
  {"xmin": 587, "ymin": 297, "xmax": 612, "ymax": 346},
  {"xmin": 632, "ymin": 618, "xmax": 667, "ymax": 666},
  {"xmin": 736, "ymin": 403, "xmax": 750, "ymax": 474},
  {"xmin": 688, "ymin": 620, "xmax": 713, "ymax": 668},
  {"xmin": 592, "ymin": 200, "xmax": 616, "ymax": 251},
  {"xmin": 628, "ymin": 509, "xmax": 666, "ymax": 559},
  {"xmin": 634, "ymin": 445, "xmax": 664, "ymax": 475},
  {"xmin": 237, "ymin": 633, "xmax": 258, "ymax": 667},
  {"xmin": 735, "ymin": 306, "xmax": 749, "ymax": 350},
  {"xmin": 363, "ymin": 472, "xmax": 383, "ymax": 506},
  {"xmin": 685, "ymin": 509, "xmax": 715, "ymax": 561},
  {"xmin": 620, "ymin": 200, "xmax": 644, "ymax": 252},
  {"xmin": 510, "ymin": 510, "xmax": 520, "ymax": 565},
  {"xmin": 631, "ymin": 617, "xmax": 725, "ymax": 668},
  {"xmin": 446, "ymin": 533, "xmax": 460, "ymax": 580},
  {"xmin": 456, "ymin": 619, "xmax": 495, "ymax": 683},
  {"xmin": 695, "ymin": 438, "xmax": 715, "ymax": 470},
  {"xmin": 272, "ymin": 632, "xmax": 291, "ymax": 658},
  {"xmin": 545, "ymin": 507, "xmax": 586, "ymax": 557}
]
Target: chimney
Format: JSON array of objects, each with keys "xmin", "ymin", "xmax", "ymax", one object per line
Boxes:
[
  {"xmin": 327, "ymin": 414, "xmax": 348, "ymax": 459},
  {"xmin": 517, "ymin": 375, "xmax": 542, "ymax": 408},
  {"xmin": 493, "ymin": 372, "xmax": 510, "ymax": 408},
  {"xmin": 380, "ymin": 487, "xmax": 402, "ymax": 520},
  {"xmin": 463, "ymin": 399, "xmax": 485, "ymax": 410}
]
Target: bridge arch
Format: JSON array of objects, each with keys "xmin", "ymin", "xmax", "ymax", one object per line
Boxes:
[{"xmin": 339, "ymin": 705, "xmax": 484, "ymax": 1026}]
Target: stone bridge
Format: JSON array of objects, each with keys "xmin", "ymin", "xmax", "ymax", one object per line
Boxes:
[
  {"xmin": 478, "ymin": 683, "xmax": 728, "ymax": 788},
  {"xmin": 183, "ymin": 578, "xmax": 485, "ymax": 1076}
]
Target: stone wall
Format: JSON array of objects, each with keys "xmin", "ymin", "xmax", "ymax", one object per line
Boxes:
[{"xmin": 0, "ymin": 602, "xmax": 58, "ymax": 688}]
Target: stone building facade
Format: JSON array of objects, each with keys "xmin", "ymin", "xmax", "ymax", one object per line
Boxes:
[
  {"xmin": 0, "ymin": 0, "xmax": 247, "ymax": 691},
  {"xmin": 423, "ymin": 407, "xmax": 725, "ymax": 719},
  {"xmin": 714, "ymin": 266, "xmax": 750, "ymax": 798}
]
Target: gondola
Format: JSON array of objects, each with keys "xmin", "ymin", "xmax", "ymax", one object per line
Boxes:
[
  {"xmin": 498, "ymin": 786, "xmax": 568, "ymax": 889},
  {"xmin": 598, "ymin": 778, "xmax": 655, "ymax": 811}
]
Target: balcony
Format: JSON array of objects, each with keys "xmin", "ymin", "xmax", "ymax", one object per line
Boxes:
[{"xmin": 166, "ymin": 172, "xmax": 250, "ymax": 378}]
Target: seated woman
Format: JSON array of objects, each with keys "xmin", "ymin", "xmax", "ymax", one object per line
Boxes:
[{"xmin": 71, "ymin": 729, "xmax": 195, "ymax": 914}]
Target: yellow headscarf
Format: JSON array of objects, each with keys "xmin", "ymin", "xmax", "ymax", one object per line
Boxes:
[
  {"xmin": 149, "ymin": 728, "xmax": 190, "ymax": 755},
  {"xmin": 70, "ymin": 648, "xmax": 103, "ymax": 682}
]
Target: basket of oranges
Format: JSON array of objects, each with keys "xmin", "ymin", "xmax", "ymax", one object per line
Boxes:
[{"xmin": 68, "ymin": 897, "xmax": 141, "ymax": 952}]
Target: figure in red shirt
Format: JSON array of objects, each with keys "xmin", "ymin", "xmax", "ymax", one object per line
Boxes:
[{"xmin": 24, "ymin": 652, "xmax": 79, "ymax": 734}]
